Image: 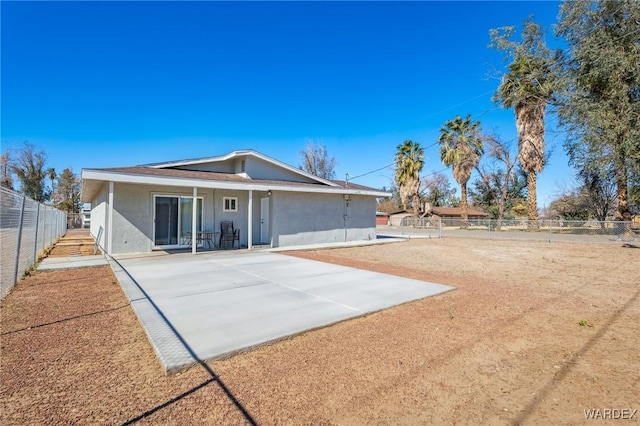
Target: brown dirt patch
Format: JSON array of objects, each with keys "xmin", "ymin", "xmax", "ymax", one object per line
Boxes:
[
  {"xmin": 1, "ymin": 237, "xmax": 638, "ymax": 425},
  {"xmin": 46, "ymin": 229, "xmax": 101, "ymax": 257}
]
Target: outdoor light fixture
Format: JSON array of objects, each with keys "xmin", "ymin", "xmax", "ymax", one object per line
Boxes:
[
  {"xmin": 267, "ymin": 190, "xmax": 272, "ymax": 196},
  {"xmin": 344, "ymin": 194, "xmax": 351, "ymax": 200}
]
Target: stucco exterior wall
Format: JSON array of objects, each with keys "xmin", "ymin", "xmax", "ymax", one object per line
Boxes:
[
  {"xmin": 90, "ymin": 183, "xmax": 108, "ymax": 249},
  {"xmin": 390, "ymin": 213, "xmax": 412, "ymax": 226},
  {"xmin": 173, "ymin": 156, "xmax": 317, "ymax": 183},
  {"xmin": 244, "ymin": 157, "xmax": 317, "ymax": 183},
  {"xmin": 270, "ymin": 192, "xmax": 376, "ymax": 247},
  {"xmin": 99, "ymin": 184, "xmax": 215, "ymax": 254},
  {"xmin": 90, "ymin": 182, "xmax": 377, "ymax": 254},
  {"xmin": 212, "ymin": 189, "xmax": 249, "ymax": 246}
]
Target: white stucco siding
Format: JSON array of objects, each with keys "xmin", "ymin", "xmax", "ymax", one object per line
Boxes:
[
  {"xmin": 110, "ymin": 183, "xmax": 153, "ymax": 254},
  {"xmin": 107, "ymin": 184, "xmax": 215, "ymax": 254},
  {"xmin": 90, "ymin": 181, "xmax": 377, "ymax": 253},
  {"xmin": 271, "ymin": 192, "xmax": 376, "ymax": 247},
  {"xmin": 90, "ymin": 182, "xmax": 108, "ymax": 250},
  {"xmin": 244, "ymin": 157, "xmax": 318, "ymax": 183},
  {"xmin": 214, "ymin": 189, "xmax": 249, "ymax": 246},
  {"xmin": 345, "ymin": 195, "xmax": 378, "ymax": 240}
]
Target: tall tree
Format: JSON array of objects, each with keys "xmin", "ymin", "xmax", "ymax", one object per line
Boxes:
[
  {"xmin": 300, "ymin": 141, "xmax": 337, "ymax": 180},
  {"xmin": 394, "ymin": 140, "xmax": 424, "ymax": 215},
  {"xmin": 47, "ymin": 167, "xmax": 56, "ymax": 199},
  {"xmin": 579, "ymin": 166, "xmax": 617, "ymax": 223},
  {"xmin": 556, "ymin": 0, "xmax": 640, "ymax": 221},
  {"xmin": 472, "ymin": 136, "xmax": 528, "ymax": 228},
  {"xmin": 437, "ymin": 115, "xmax": 484, "ymax": 222},
  {"xmin": 548, "ymin": 187, "xmax": 591, "ymax": 221},
  {"xmin": 630, "ymin": 160, "xmax": 640, "ymax": 209},
  {"xmin": 11, "ymin": 142, "xmax": 50, "ymax": 202},
  {"xmin": 421, "ymin": 172, "xmax": 456, "ymax": 208},
  {"xmin": 490, "ymin": 18, "xmax": 556, "ymax": 227},
  {"xmin": 53, "ymin": 168, "xmax": 82, "ymax": 213},
  {"xmin": 0, "ymin": 151, "xmax": 14, "ymax": 190}
]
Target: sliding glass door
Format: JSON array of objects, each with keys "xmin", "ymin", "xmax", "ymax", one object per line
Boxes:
[{"xmin": 154, "ymin": 195, "xmax": 202, "ymax": 248}]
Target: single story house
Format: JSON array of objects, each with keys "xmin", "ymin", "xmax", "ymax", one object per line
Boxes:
[
  {"xmin": 389, "ymin": 210, "xmax": 413, "ymax": 227},
  {"xmin": 428, "ymin": 206, "xmax": 488, "ymax": 219},
  {"xmin": 389, "ymin": 206, "xmax": 488, "ymax": 227},
  {"xmin": 81, "ymin": 150, "xmax": 390, "ymax": 255}
]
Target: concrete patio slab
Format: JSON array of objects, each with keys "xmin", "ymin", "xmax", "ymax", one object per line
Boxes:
[{"xmin": 110, "ymin": 250, "xmax": 454, "ymax": 373}]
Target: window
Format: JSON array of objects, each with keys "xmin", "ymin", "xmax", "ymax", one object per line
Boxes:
[
  {"xmin": 223, "ymin": 197, "xmax": 238, "ymax": 212},
  {"xmin": 153, "ymin": 195, "xmax": 202, "ymax": 247}
]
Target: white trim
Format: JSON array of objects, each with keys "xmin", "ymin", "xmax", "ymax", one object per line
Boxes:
[
  {"xmin": 192, "ymin": 187, "xmax": 197, "ymax": 254},
  {"xmin": 82, "ymin": 169, "xmax": 390, "ymax": 198},
  {"xmin": 152, "ymin": 194, "xmax": 203, "ymax": 249},
  {"xmin": 248, "ymin": 190, "xmax": 253, "ymax": 250},
  {"xmin": 107, "ymin": 181, "xmax": 114, "ymax": 256},
  {"xmin": 143, "ymin": 150, "xmax": 340, "ymax": 187},
  {"xmin": 223, "ymin": 196, "xmax": 238, "ymax": 212}
]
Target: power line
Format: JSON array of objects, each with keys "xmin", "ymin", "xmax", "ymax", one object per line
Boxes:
[
  {"xmin": 347, "ymin": 162, "xmax": 395, "ymax": 182},
  {"xmin": 346, "ymin": 12, "xmax": 639, "ymax": 186},
  {"xmin": 378, "ymin": 89, "xmax": 497, "ymax": 137}
]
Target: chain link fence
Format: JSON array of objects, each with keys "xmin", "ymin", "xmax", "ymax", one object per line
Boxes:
[
  {"xmin": 393, "ymin": 216, "xmax": 640, "ymax": 243},
  {"xmin": 1, "ymin": 187, "xmax": 67, "ymax": 299}
]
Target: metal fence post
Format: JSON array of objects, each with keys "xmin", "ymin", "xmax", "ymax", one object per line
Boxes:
[
  {"xmin": 42, "ymin": 205, "xmax": 47, "ymax": 253},
  {"xmin": 49, "ymin": 207, "xmax": 53, "ymax": 246},
  {"xmin": 13, "ymin": 196, "xmax": 26, "ymax": 286},
  {"xmin": 33, "ymin": 203, "xmax": 40, "ymax": 261},
  {"xmin": 438, "ymin": 217, "xmax": 442, "ymax": 238},
  {"xmin": 549, "ymin": 219, "xmax": 552, "ymax": 243}
]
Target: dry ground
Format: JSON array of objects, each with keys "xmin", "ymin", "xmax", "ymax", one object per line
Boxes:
[{"xmin": 1, "ymin": 237, "xmax": 638, "ymax": 425}]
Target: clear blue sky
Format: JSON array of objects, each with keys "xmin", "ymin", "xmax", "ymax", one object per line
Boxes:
[{"xmin": 2, "ymin": 1, "xmax": 571, "ymax": 207}]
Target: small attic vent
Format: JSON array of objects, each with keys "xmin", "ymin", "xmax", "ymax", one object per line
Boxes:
[{"xmin": 241, "ymin": 160, "xmax": 246, "ymax": 172}]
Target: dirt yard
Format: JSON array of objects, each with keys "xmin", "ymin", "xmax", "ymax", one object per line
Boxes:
[{"xmin": 1, "ymin": 237, "xmax": 638, "ymax": 425}]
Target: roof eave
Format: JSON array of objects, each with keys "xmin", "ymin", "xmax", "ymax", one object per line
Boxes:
[
  {"xmin": 143, "ymin": 150, "xmax": 340, "ymax": 188},
  {"xmin": 81, "ymin": 169, "xmax": 390, "ymax": 200}
]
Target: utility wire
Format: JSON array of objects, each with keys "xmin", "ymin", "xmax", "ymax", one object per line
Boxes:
[
  {"xmin": 348, "ymin": 104, "xmax": 504, "ymax": 183},
  {"xmin": 348, "ymin": 19, "xmax": 639, "ymax": 185},
  {"xmin": 378, "ymin": 89, "xmax": 497, "ymax": 137},
  {"xmin": 347, "ymin": 162, "xmax": 395, "ymax": 182}
]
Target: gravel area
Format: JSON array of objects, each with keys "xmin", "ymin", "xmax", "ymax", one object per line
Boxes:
[{"xmin": 1, "ymin": 236, "xmax": 638, "ymax": 424}]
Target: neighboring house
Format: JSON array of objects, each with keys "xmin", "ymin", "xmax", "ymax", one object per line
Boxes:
[
  {"xmin": 81, "ymin": 150, "xmax": 390, "ymax": 255},
  {"xmin": 389, "ymin": 206, "xmax": 488, "ymax": 227},
  {"xmin": 428, "ymin": 206, "xmax": 488, "ymax": 219},
  {"xmin": 81, "ymin": 208, "xmax": 91, "ymax": 229},
  {"xmin": 375, "ymin": 211, "xmax": 390, "ymax": 226},
  {"xmin": 389, "ymin": 210, "xmax": 413, "ymax": 226}
]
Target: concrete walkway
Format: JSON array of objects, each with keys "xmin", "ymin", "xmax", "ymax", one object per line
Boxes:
[
  {"xmin": 37, "ymin": 229, "xmax": 107, "ymax": 270},
  {"xmin": 111, "ymin": 250, "xmax": 454, "ymax": 373},
  {"xmin": 39, "ymin": 255, "xmax": 108, "ymax": 270}
]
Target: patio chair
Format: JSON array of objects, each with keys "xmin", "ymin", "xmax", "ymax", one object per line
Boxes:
[{"xmin": 219, "ymin": 221, "xmax": 240, "ymax": 249}]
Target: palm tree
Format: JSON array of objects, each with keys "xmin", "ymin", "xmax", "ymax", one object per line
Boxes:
[
  {"xmin": 438, "ymin": 115, "xmax": 484, "ymax": 223},
  {"xmin": 490, "ymin": 19, "xmax": 555, "ymax": 227},
  {"xmin": 47, "ymin": 167, "xmax": 56, "ymax": 203},
  {"xmin": 394, "ymin": 140, "xmax": 424, "ymax": 215}
]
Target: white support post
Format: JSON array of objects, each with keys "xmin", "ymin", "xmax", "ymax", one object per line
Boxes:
[
  {"xmin": 108, "ymin": 181, "xmax": 114, "ymax": 256},
  {"xmin": 247, "ymin": 190, "xmax": 253, "ymax": 250},
  {"xmin": 192, "ymin": 187, "xmax": 198, "ymax": 254}
]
